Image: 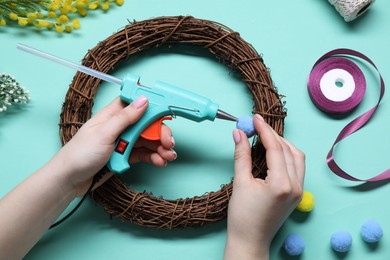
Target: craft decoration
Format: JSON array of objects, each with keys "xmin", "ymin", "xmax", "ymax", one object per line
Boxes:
[
  {"xmin": 236, "ymin": 115, "xmax": 256, "ymax": 137},
  {"xmin": 308, "ymin": 49, "xmax": 388, "ymax": 182},
  {"xmin": 361, "ymin": 220, "xmax": 383, "ymax": 243},
  {"xmin": 59, "ymin": 16, "xmax": 286, "ymax": 229},
  {"xmin": 0, "ymin": 73, "xmax": 30, "ymax": 112},
  {"xmin": 331, "ymin": 230, "xmax": 353, "ymax": 253},
  {"xmin": 283, "ymin": 233, "xmax": 305, "ymax": 256},
  {"xmin": 296, "ymin": 191, "xmax": 314, "ymax": 212},
  {"xmin": 287, "ymin": 219, "xmax": 383, "ymax": 255},
  {"xmin": 328, "ymin": 0, "xmax": 374, "ymax": 22}
]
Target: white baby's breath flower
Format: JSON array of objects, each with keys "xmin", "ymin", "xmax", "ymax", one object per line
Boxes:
[{"xmin": 0, "ymin": 73, "xmax": 30, "ymax": 112}]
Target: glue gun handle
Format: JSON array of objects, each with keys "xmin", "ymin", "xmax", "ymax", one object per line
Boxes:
[{"xmin": 107, "ymin": 107, "xmax": 168, "ymax": 174}]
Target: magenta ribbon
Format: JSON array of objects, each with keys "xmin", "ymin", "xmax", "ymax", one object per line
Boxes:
[
  {"xmin": 308, "ymin": 57, "xmax": 366, "ymax": 114},
  {"xmin": 308, "ymin": 48, "xmax": 388, "ymax": 182}
]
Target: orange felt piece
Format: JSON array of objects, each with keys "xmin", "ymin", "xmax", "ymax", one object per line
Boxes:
[{"xmin": 141, "ymin": 116, "xmax": 172, "ymax": 141}]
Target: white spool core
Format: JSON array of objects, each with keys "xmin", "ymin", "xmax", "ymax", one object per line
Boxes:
[{"xmin": 320, "ymin": 68, "xmax": 355, "ymax": 102}]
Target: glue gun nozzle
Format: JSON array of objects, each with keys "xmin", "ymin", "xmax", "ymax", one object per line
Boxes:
[{"xmin": 216, "ymin": 109, "xmax": 237, "ymax": 122}]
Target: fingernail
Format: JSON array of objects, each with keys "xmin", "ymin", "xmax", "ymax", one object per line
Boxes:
[
  {"xmin": 171, "ymin": 136, "xmax": 175, "ymax": 148},
  {"xmin": 171, "ymin": 149, "xmax": 177, "ymax": 160},
  {"xmin": 132, "ymin": 96, "xmax": 148, "ymax": 109},
  {"xmin": 254, "ymin": 114, "xmax": 264, "ymax": 122},
  {"xmin": 233, "ymin": 129, "xmax": 241, "ymax": 144}
]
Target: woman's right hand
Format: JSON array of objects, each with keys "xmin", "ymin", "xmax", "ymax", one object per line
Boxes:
[{"xmin": 224, "ymin": 114, "xmax": 305, "ymax": 260}]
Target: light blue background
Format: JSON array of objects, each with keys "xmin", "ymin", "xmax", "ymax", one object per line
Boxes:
[{"xmin": 1, "ymin": 1, "xmax": 390, "ymax": 259}]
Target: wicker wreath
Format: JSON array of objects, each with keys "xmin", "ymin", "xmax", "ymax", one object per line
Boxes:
[{"xmin": 60, "ymin": 16, "xmax": 286, "ymax": 229}]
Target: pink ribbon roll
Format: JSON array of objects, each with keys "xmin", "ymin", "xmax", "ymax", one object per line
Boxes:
[
  {"xmin": 308, "ymin": 57, "xmax": 366, "ymax": 114},
  {"xmin": 308, "ymin": 48, "xmax": 389, "ymax": 182}
]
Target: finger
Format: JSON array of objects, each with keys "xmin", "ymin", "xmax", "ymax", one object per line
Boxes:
[
  {"xmin": 253, "ymin": 114, "xmax": 288, "ymax": 183},
  {"xmin": 133, "ymin": 124, "xmax": 174, "ymax": 151},
  {"xmin": 129, "ymin": 148, "xmax": 167, "ymax": 167},
  {"xmin": 130, "ymin": 146, "xmax": 176, "ymax": 163},
  {"xmin": 102, "ymin": 96, "xmax": 148, "ymax": 139},
  {"xmin": 232, "ymin": 129, "xmax": 253, "ymax": 184},
  {"xmin": 134, "ymin": 138, "xmax": 161, "ymax": 151},
  {"xmin": 160, "ymin": 124, "xmax": 175, "ymax": 149},
  {"xmin": 279, "ymin": 137, "xmax": 297, "ymax": 181},
  {"xmin": 156, "ymin": 145, "xmax": 177, "ymax": 161},
  {"xmin": 282, "ymin": 138, "xmax": 306, "ymax": 186},
  {"xmin": 92, "ymin": 97, "xmax": 125, "ymax": 123}
]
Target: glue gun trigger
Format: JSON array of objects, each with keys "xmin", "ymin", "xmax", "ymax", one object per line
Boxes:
[{"xmin": 140, "ymin": 116, "xmax": 172, "ymax": 141}]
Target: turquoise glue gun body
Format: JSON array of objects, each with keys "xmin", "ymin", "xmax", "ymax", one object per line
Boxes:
[{"xmin": 107, "ymin": 73, "xmax": 221, "ymax": 174}]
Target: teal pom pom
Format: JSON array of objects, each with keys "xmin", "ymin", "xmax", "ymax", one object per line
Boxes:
[
  {"xmin": 361, "ymin": 220, "xmax": 383, "ymax": 243},
  {"xmin": 331, "ymin": 231, "xmax": 352, "ymax": 253},
  {"xmin": 236, "ymin": 115, "xmax": 256, "ymax": 137},
  {"xmin": 283, "ymin": 233, "xmax": 305, "ymax": 256}
]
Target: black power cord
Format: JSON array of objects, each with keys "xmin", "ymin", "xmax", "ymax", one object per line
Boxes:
[{"xmin": 49, "ymin": 171, "xmax": 106, "ymax": 229}]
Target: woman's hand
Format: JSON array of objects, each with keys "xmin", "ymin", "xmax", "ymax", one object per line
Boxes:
[
  {"xmin": 55, "ymin": 96, "xmax": 176, "ymax": 196},
  {"xmin": 224, "ymin": 114, "xmax": 305, "ymax": 260}
]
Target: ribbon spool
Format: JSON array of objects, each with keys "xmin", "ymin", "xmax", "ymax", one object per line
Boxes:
[
  {"xmin": 328, "ymin": 0, "xmax": 375, "ymax": 22},
  {"xmin": 308, "ymin": 49, "xmax": 389, "ymax": 182},
  {"xmin": 308, "ymin": 57, "xmax": 366, "ymax": 114}
]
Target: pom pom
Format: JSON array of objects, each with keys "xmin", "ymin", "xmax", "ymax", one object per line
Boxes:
[
  {"xmin": 296, "ymin": 191, "xmax": 315, "ymax": 212},
  {"xmin": 361, "ymin": 220, "xmax": 383, "ymax": 243},
  {"xmin": 236, "ymin": 115, "xmax": 256, "ymax": 137},
  {"xmin": 283, "ymin": 233, "xmax": 305, "ymax": 256},
  {"xmin": 331, "ymin": 230, "xmax": 352, "ymax": 253}
]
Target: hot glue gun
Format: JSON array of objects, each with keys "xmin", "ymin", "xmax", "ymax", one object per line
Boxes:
[{"xmin": 17, "ymin": 43, "xmax": 238, "ymax": 174}]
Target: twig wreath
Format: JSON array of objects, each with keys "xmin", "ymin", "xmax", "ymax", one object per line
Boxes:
[{"xmin": 60, "ymin": 16, "xmax": 286, "ymax": 229}]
